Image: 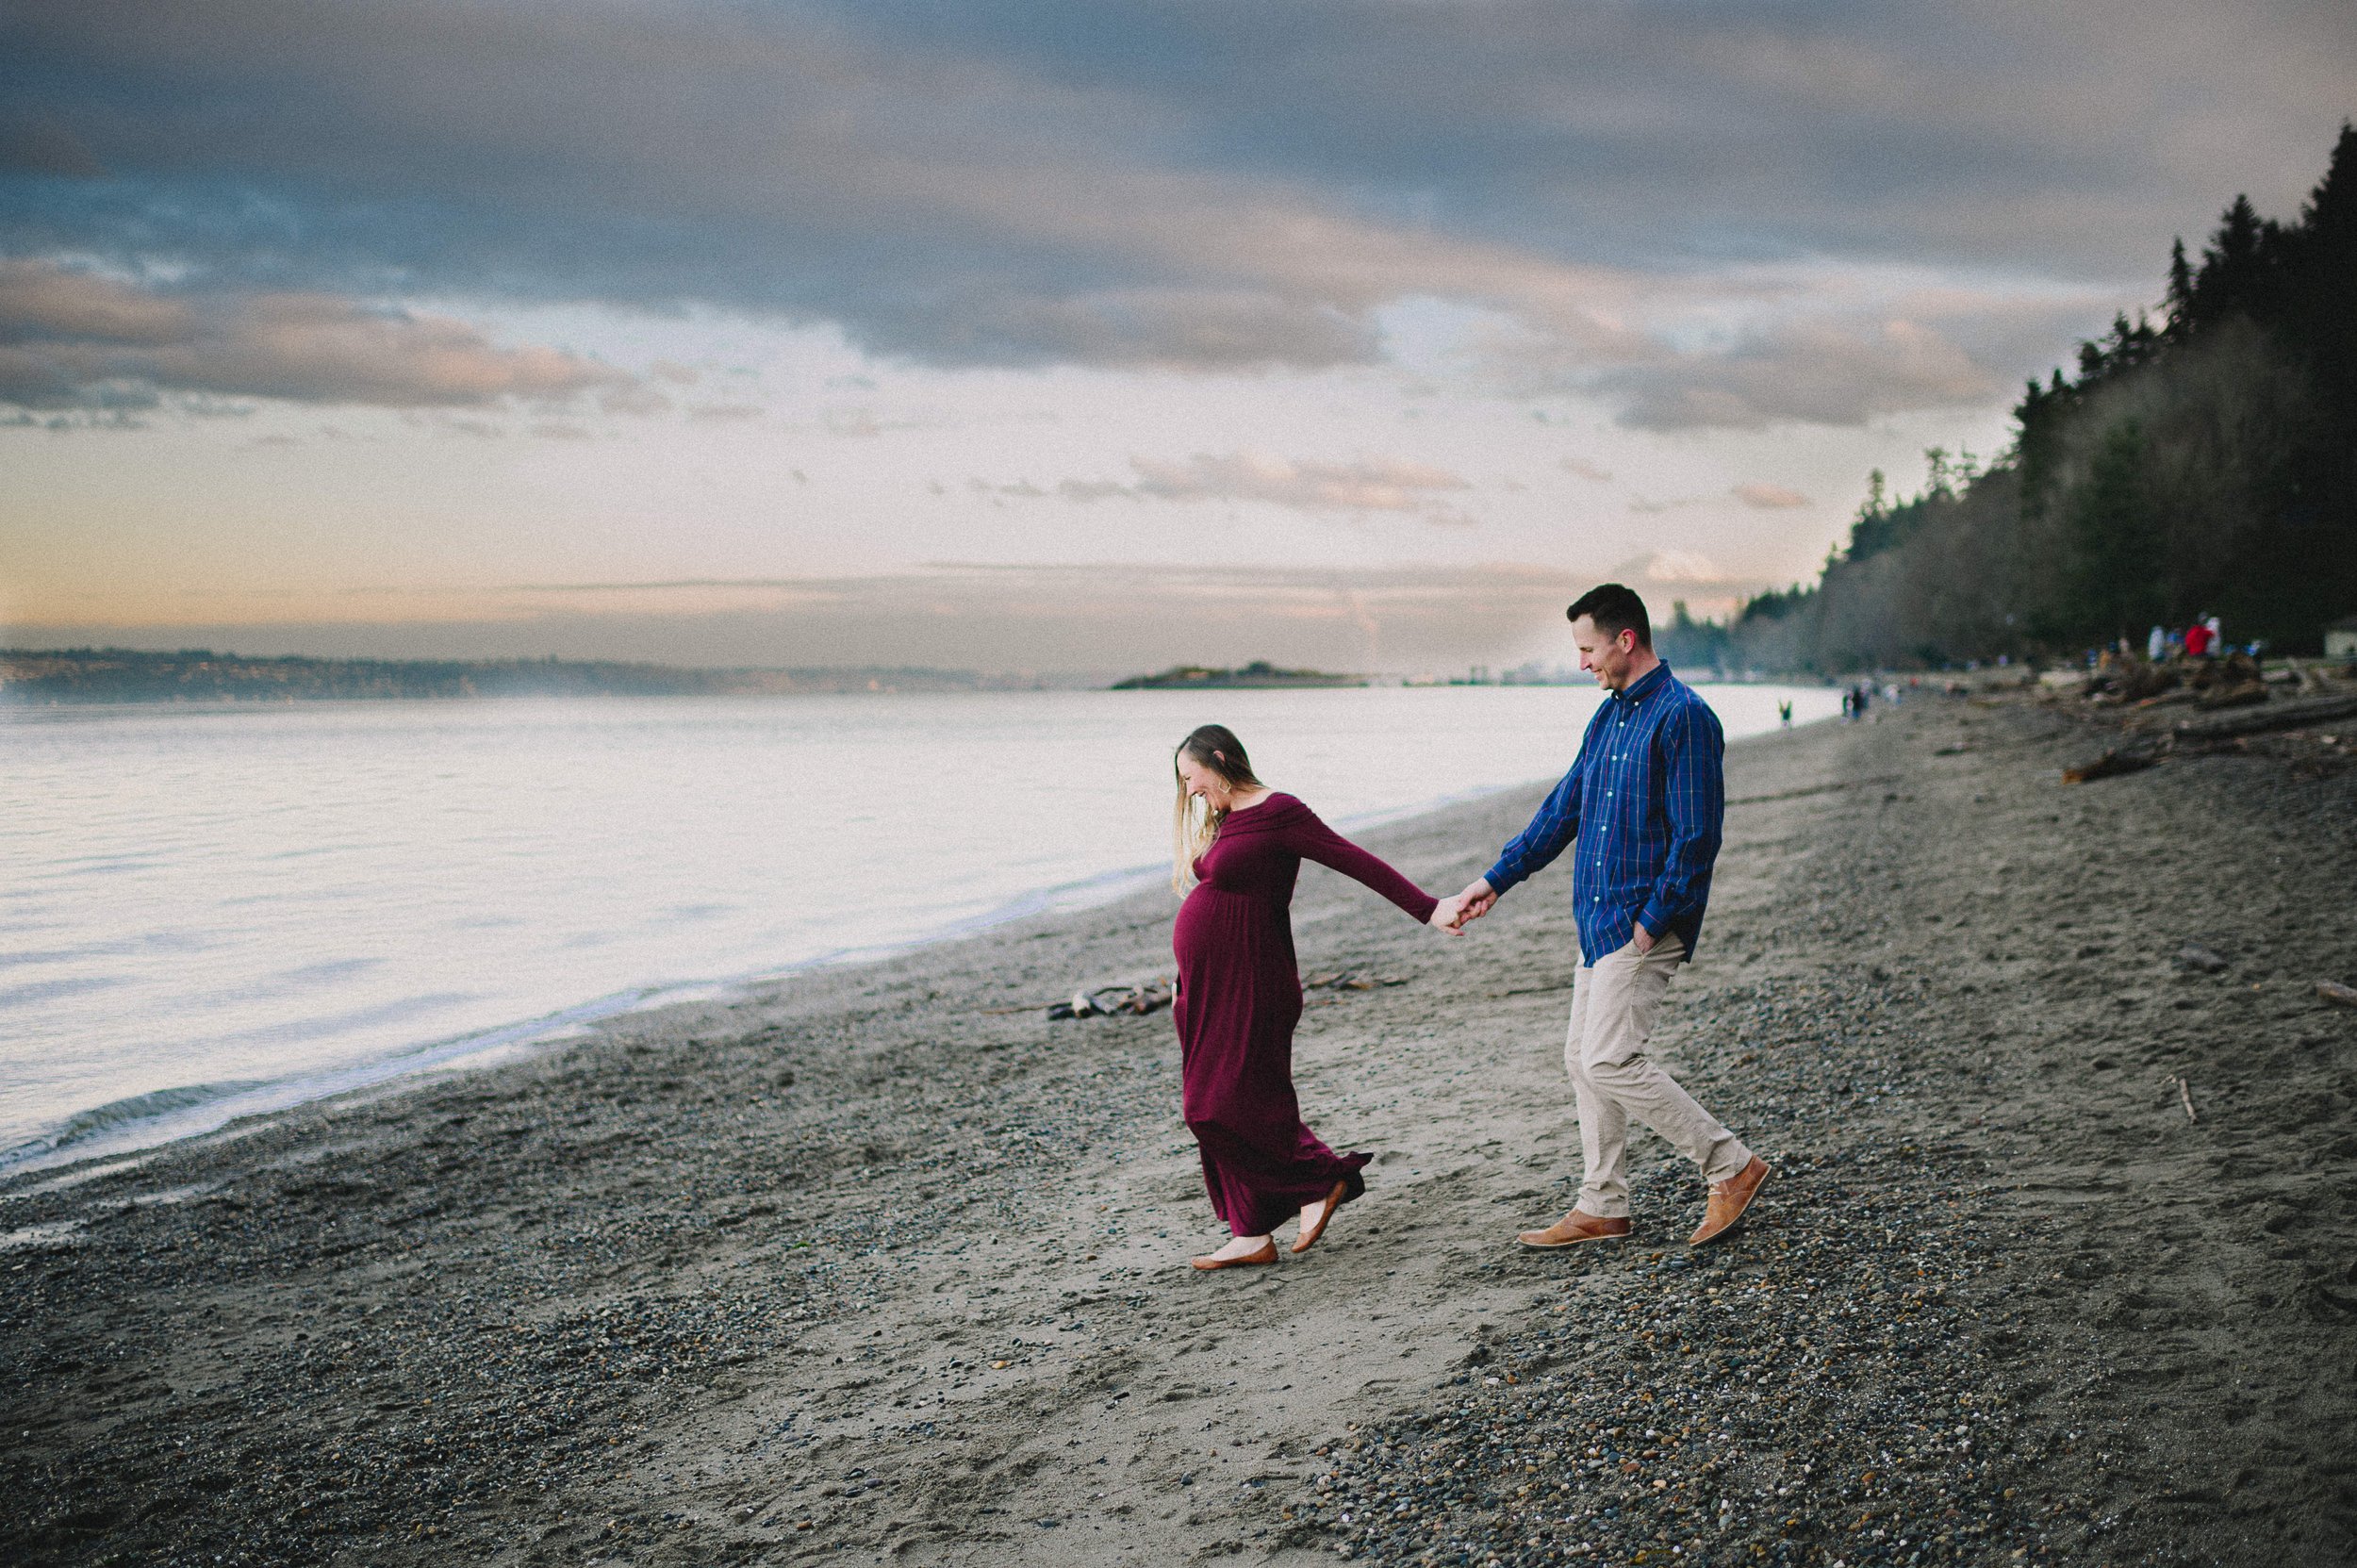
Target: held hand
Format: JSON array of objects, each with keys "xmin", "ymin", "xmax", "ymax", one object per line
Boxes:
[
  {"xmin": 1452, "ymin": 878, "xmax": 1498, "ymax": 926},
  {"xmin": 1428, "ymin": 896, "xmax": 1467, "ymax": 935}
]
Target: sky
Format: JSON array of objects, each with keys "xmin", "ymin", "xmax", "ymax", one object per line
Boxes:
[{"xmin": 3, "ymin": 0, "xmax": 2350, "ymax": 676}]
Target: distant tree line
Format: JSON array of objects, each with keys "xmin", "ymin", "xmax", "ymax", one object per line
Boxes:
[
  {"xmin": 1111, "ymin": 659, "xmax": 1361, "ymax": 689},
  {"xmin": 0, "ymin": 649, "xmax": 1065, "ymax": 702},
  {"xmin": 1720, "ymin": 124, "xmax": 2357, "ymax": 673}
]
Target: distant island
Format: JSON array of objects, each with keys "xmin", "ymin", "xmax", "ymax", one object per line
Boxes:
[
  {"xmin": 0, "ymin": 649, "xmax": 1079, "ymax": 704},
  {"xmin": 1111, "ymin": 660, "xmax": 1365, "ymax": 690}
]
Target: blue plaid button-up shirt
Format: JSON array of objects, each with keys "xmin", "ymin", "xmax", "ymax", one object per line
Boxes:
[{"xmin": 1482, "ymin": 661, "xmax": 1724, "ymax": 962}]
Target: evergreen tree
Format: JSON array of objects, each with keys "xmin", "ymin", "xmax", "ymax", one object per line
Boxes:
[
  {"xmin": 2283, "ymin": 122, "xmax": 2357, "ymax": 409},
  {"xmin": 2063, "ymin": 421, "xmax": 2157, "ymax": 641},
  {"xmin": 2164, "ymin": 238, "xmax": 2196, "ymax": 337},
  {"xmin": 2189, "ymin": 193, "xmax": 2272, "ymax": 330}
]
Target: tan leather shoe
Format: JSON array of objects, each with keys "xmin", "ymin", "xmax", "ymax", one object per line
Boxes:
[
  {"xmin": 1190, "ymin": 1238, "xmax": 1277, "ymax": 1270},
  {"xmin": 1516, "ymin": 1210, "xmax": 1631, "ymax": 1248},
  {"xmin": 1689, "ymin": 1156, "xmax": 1771, "ymax": 1246},
  {"xmin": 1290, "ymin": 1180, "xmax": 1351, "ymax": 1255}
]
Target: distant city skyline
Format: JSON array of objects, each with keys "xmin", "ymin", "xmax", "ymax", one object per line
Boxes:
[{"xmin": 5, "ymin": 1, "xmax": 2349, "ymax": 671}]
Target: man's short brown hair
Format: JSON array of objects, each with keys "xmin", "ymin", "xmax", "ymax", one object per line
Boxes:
[{"xmin": 1566, "ymin": 583, "xmax": 1652, "ymax": 647}]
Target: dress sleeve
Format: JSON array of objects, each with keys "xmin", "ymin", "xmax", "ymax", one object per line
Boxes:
[{"xmin": 1283, "ymin": 802, "xmax": 1441, "ymax": 924}]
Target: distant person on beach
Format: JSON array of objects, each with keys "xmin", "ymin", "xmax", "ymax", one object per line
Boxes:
[
  {"xmin": 1777, "ymin": 700, "xmax": 1793, "ymax": 728},
  {"xmin": 2148, "ymin": 625, "xmax": 2167, "ymax": 662},
  {"xmin": 1444, "ymin": 585, "xmax": 1770, "ymax": 1248},
  {"xmin": 1168, "ymin": 724, "xmax": 1461, "ymax": 1270},
  {"xmin": 2184, "ymin": 618, "xmax": 2213, "ymax": 658}
]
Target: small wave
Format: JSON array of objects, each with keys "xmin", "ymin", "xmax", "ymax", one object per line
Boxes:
[
  {"xmin": 0, "ymin": 991, "xmax": 660, "ymax": 1178},
  {"xmin": 50, "ymin": 1081, "xmax": 270, "ymax": 1147},
  {"xmin": 3, "ymin": 1080, "xmax": 269, "ymax": 1166}
]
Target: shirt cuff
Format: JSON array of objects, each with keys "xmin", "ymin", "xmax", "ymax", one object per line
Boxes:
[{"xmin": 1482, "ymin": 859, "xmax": 1523, "ymax": 897}]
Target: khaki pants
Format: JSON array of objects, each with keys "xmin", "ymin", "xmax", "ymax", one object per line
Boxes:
[{"xmin": 1565, "ymin": 933, "xmax": 1752, "ymax": 1218}]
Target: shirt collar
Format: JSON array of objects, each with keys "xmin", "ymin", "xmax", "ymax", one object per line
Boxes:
[{"xmin": 1615, "ymin": 660, "xmax": 1672, "ymax": 704}]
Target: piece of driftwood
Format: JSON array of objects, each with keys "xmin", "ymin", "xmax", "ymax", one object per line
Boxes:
[
  {"xmin": 2171, "ymin": 1076, "xmax": 2199, "ymax": 1123},
  {"xmin": 2278, "ymin": 658, "xmax": 2331, "ymax": 694},
  {"xmin": 2063, "ymin": 749, "xmax": 2158, "ymax": 784},
  {"xmin": 2317, "ymin": 980, "xmax": 2357, "ymax": 1009},
  {"xmin": 2172, "ymin": 691, "xmax": 2357, "ymax": 743},
  {"xmin": 2197, "ymin": 682, "xmax": 2270, "ymax": 711},
  {"xmin": 1046, "ymin": 981, "xmax": 1175, "ymax": 1020}
]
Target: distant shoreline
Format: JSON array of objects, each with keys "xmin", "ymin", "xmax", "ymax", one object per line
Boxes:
[
  {"xmin": 0, "ymin": 647, "xmax": 1841, "ymax": 703},
  {"xmin": 0, "ymin": 648, "xmax": 1092, "ymax": 703}
]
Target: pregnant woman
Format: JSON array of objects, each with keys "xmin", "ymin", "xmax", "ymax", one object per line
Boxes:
[{"xmin": 1170, "ymin": 724, "xmax": 1460, "ymax": 1270}]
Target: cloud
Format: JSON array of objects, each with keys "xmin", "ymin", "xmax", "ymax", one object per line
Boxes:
[
  {"xmin": 1603, "ymin": 551, "xmax": 1738, "ymax": 591},
  {"xmin": 1, "ymin": 0, "xmax": 2343, "ymax": 437},
  {"xmin": 1597, "ymin": 317, "xmax": 2000, "ymax": 431},
  {"xmin": 0, "ymin": 258, "xmax": 190, "ymax": 344},
  {"xmin": 0, "ymin": 260, "xmax": 633, "ymax": 412},
  {"xmin": 1732, "ymin": 482, "xmax": 1809, "ymax": 509},
  {"xmin": 1559, "ymin": 457, "xmax": 1614, "ymax": 483},
  {"xmin": 1052, "ymin": 451, "xmax": 1475, "ymax": 525}
]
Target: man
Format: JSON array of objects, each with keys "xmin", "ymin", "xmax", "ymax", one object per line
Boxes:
[{"xmin": 1448, "ymin": 584, "xmax": 1769, "ymax": 1247}]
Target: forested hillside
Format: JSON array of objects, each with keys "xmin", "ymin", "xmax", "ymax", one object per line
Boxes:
[{"xmin": 1728, "ymin": 125, "xmax": 2356, "ymax": 672}]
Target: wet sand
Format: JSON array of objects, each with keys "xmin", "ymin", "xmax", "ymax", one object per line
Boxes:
[{"xmin": 4, "ymin": 693, "xmax": 2351, "ymax": 1567}]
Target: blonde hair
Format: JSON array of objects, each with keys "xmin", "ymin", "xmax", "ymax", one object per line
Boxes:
[{"xmin": 1171, "ymin": 724, "xmax": 1263, "ymax": 893}]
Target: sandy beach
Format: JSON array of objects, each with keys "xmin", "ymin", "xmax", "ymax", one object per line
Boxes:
[{"xmin": 4, "ymin": 693, "xmax": 2351, "ymax": 1568}]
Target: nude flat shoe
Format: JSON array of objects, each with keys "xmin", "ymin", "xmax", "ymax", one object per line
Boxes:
[
  {"xmin": 1190, "ymin": 1239, "xmax": 1277, "ymax": 1270},
  {"xmin": 1289, "ymin": 1180, "xmax": 1351, "ymax": 1255}
]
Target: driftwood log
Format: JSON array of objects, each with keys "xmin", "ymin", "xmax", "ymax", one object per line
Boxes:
[
  {"xmin": 1045, "ymin": 981, "xmax": 1175, "ymax": 1020},
  {"xmin": 2172, "ymin": 691, "xmax": 2357, "ymax": 743},
  {"xmin": 2063, "ymin": 749, "xmax": 2159, "ymax": 784},
  {"xmin": 2318, "ymin": 980, "xmax": 2357, "ymax": 1009},
  {"xmin": 2196, "ymin": 681, "xmax": 2271, "ymax": 711}
]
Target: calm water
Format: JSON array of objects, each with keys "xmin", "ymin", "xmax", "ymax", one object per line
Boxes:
[{"xmin": 0, "ymin": 684, "xmax": 1837, "ymax": 1170}]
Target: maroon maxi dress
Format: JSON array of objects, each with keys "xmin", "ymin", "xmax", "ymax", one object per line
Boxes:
[{"xmin": 1173, "ymin": 794, "xmax": 1440, "ymax": 1238}]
